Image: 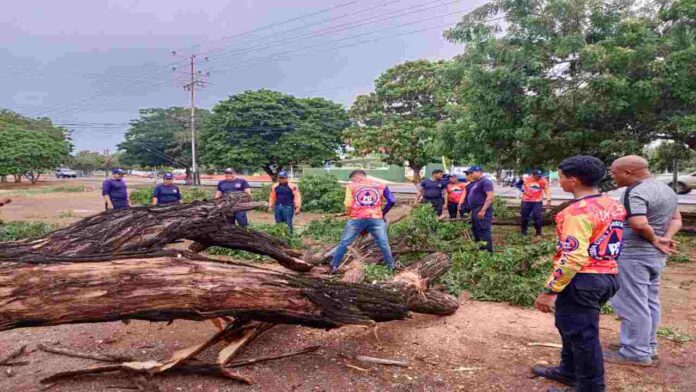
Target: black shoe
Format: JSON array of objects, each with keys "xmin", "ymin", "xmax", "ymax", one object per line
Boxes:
[{"xmin": 531, "ymin": 365, "xmax": 576, "ymax": 387}]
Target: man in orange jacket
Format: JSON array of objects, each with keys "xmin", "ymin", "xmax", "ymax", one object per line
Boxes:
[
  {"xmin": 445, "ymin": 175, "xmax": 467, "ymax": 218},
  {"xmin": 268, "ymin": 171, "xmax": 302, "ymax": 235},
  {"xmin": 516, "ymin": 169, "xmax": 551, "ymax": 236}
]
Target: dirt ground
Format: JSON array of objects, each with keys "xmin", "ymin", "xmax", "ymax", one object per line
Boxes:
[{"xmin": 1, "ymin": 181, "xmax": 695, "ymax": 392}]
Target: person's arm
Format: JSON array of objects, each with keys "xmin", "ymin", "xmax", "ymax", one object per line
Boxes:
[
  {"xmin": 458, "ymin": 187, "xmax": 467, "ymax": 209},
  {"xmin": 626, "ymin": 190, "xmax": 677, "ymax": 254},
  {"xmin": 101, "ymin": 181, "xmax": 112, "ymax": 209},
  {"xmin": 477, "ymin": 181, "xmax": 495, "ymax": 217},
  {"xmin": 151, "ymin": 186, "xmax": 159, "ymax": 205},
  {"xmin": 382, "ymin": 186, "xmax": 396, "ymax": 218},
  {"xmin": 535, "ymin": 213, "xmax": 593, "ymax": 313},
  {"xmin": 215, "ymin": 182, "xmax": 223, "ymax": 200},
  {"xmin": 268, "ymin": 184, "xmax": 276, "ymax": 211},
  {"xmin": 415, "ymin": 182, "xmax": 424, "ymax": 204},
  {"xmin": 543, "ymin": 180, "xmax": 551, "ymax": 205},
  {"xmin": 663, "ymin": 210, "xmax": 682, "ymax": 240},
  {"xmin": 343, "ymin": 186, "xmax": 352, "ymax": 215},
  {"xmin": 243, "ymin": 181, "xmax": 252, "ymax": 198},
  {"xmin": 175, "ymin": 187, "xmax": 182, "ymax": 202},
  {"xmin": 293, "ymin": 184, "xmax": 302, "ymax": 213}
]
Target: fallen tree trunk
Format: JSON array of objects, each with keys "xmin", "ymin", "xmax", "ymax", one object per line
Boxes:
[
  {"xmin": 0, "ymin": 253, "xmax": 458, "ymax": 332},
  {"xmin": 0, "ymin": 192, "xmax": 310, "ymax": 272}
]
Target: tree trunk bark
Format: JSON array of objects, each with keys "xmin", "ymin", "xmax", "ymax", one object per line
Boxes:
[
  {"xmin": 0, "ymin": 253, "xmax": 458, "ymax": 332},
  {"xmin": 410, "ymin": 165, "xmax": 422, "ymax": 184},
  {"xmin": 13, "ymin": 175, "xmax": 21, "ymax": 183}
]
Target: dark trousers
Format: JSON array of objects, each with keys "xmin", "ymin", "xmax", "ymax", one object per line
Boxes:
[
  {"xmin": 111, "ymin": 200, "xmax": 129, "ymax": 210},
  {"xmin": 274, "ymin": 205, "xmax": 295, "ymax": 235},
  {"xmin": 447, "ymin": 202, "xmax": 464, "ymax": 219},
  {"xmin": 555, "ymin": 274, "xmax": 619, "ymax": 392},
  {"xmin": 423, "ymin": 198, "xmax": 444, "ymax": 216},
  {"xmin": 228, "ymin": 211, "xmax": 248, "ymax": 227},
  {"xmin": 471, "ymin": 205, "xmax": 493, "ymax": 252},
  {"xmin": 521, "ymin": 201, "xmax": 543, "ymax": 235}
]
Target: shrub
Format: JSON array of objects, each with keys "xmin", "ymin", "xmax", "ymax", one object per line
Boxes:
[
  {"xmin": 301, "ymin": 217, "xmax": 346, "ymax": 244},
  {"xmin": 252, "ymin": 183, "xmax": 271, "ymax": 203},
  {"xmin": 298, "ymin": 174, "xmax": 344, "ymax": 213},
  {"xmin": 0, "ymin": 221, "xmax": 54, "ymax": 241},
  {"xmin": 492, "ymin": 197, "xmax": 517, "ymax": 219},
  {"xmin": 364, "ymin": 264, "xmax": 394, "ymax": 283},
  {"xmin": 129, "ymin": 186, "xmax": 214, "ymax": 206}
]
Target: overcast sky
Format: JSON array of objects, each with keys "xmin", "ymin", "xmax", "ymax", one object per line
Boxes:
[{"xmin": 1, "ymin": 0, "xmax": 484, "ymax": 151}]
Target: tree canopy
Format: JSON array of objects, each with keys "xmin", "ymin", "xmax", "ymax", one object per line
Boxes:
[
  {"xmin": 440, "ymin": 0, "xmax": 695, "ymax": 171},
  {"xmin": 199, "ymin": 89, "xmax": 348, "ymax": 178},
  {"xmin": 118, "ymin": 107, "xmax": 210, "ymax": 169},
  {"xmin": 345, "ymin": 60, "xmax": 447, "ymax": 183}
]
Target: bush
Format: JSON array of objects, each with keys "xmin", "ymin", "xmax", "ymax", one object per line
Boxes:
[
  {"xmin": 301, "ymin": 217, "xmax": 346, "ymax": 244},
  {"xmin": 492, "ymin": 197, "xmax": 516, "ymax": 219},
  {"xmin": 252, "ymin": 183, "xmax": 271, "ymax": 203},
  {"xmin": 298, "ymin": 174, "xmax": 344, "ymax": 213},
  {"xmin": 129, "ymin": 186, "xmax": 214, "ymax": 206},
  {"xmin": 0, "ymin": 221, "xmax": 54, "ymax": 241}
]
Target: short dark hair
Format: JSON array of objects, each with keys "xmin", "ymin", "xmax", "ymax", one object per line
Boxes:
[
  {"xmin": 558, "ymin": 156, "xmax": 606, "ymax": 186},
  {"xmin": 432, "ymin": 169, "xmax": 444, "ymax": 175},
  {"xmin": 349, "ymin": 169, "xmax": 367, "ymax": 179}
]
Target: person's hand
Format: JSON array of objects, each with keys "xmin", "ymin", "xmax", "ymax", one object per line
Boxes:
[
  {"xmin": 477, "ymin": 209, "xmax": 486, "ymax": 219},
  {"xmin": 534, "ymin": 292, "xmax": 557, "ymax": 313},
  {"xmin": 652, "ymin": 237, "xmax": 679, "ymax": 255},
  {"xmin": 267, "ymin": 206, "xmax": 273, "ymax": 213},
  {"xmin": 294, "ymin": 207, "xmax": 301, "ymax": 215}
]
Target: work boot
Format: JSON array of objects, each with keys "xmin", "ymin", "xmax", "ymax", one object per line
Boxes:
[
  {"xmin": 531, "ymin": 365, "xmax": 576, "ymax": 387},
  {"xmin": 608, "ymin": 343, "xmax": 659, "ymax": 360},
  {"xmin": 603, "ymin": 349, "xmax": 655, "ymax": 367}
]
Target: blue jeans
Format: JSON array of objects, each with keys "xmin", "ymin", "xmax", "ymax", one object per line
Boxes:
[
  {"xmin": 520, "ymin": 201, "xmax": 543, "ymax": 235},
  {"xmin": 111, "ymin": 200, "xmax": 129, "ymax": 210},
  {"xmin": 471, "ymin": 205, "xmax": 493, "ymax": 252},
  {"xmin": 555, "ymin": 274, "xmax": 619, "ymax": 392},
  {"xmin": 227, "ymin": 211, "xmax": 248, "ymax": 227},
  {"xmin": 274, "ymin": 205, "xmax": 295, "ymax": 235},
  {"xmin": 330, "ymin": 219, "xmax": 395, "ymax": 269}
]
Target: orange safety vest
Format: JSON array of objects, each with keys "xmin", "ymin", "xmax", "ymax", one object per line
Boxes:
[
  {"xmin": 522, "ymin": 177, "xmax": 549, "ymax": 202},
  {"xmin": 447, "ymin": 183, "xmax": 467, "ymax": 203},
  {"xmin": 345, "ymin": 180, "xmax": 386, "ymax": 219}
]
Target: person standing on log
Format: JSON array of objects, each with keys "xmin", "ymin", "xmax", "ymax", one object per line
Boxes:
[
  {"xmin": 465, "ymin": 166, "xmax": 494, "ymax": 252},
  {"xmin": 215, "ymin": 168, "xmax": 252, "ymax": 227},
  {"xmin": 445, "ymin": 175, "xmax": 467, "ymax": 219},
  {"xmin": 102, "ymin": 168, "xmax": 129, "ymax": 210},
  {"xmin": 268, "ymin": 171, "xmax": 302, "ymax": 236},
  {"xmin": 604, "ymin": 155, "xmax": 681, "ymax": 366},
  {"xmin": 516, "ymin": 169, "xmax": 551, "ymax": 236},
  {"xmin": 532, "ymin": 156, "xmax": 625, "ymax": 392},
  {"xmin": 330, "ymin": 169, "xmax": 396, "ymax": 274},
  {"xmin": 152, "ymin": 173, "xmax": 182, "ymax": 206},
  {"xmin": 416, "ymin": 169, "xmax": 445, "ymax": 217}
]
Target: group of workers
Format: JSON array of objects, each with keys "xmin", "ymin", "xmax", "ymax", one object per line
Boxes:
[{"xmin": 102, "ymin": 154, "xmax": 683, "ymax": 392}]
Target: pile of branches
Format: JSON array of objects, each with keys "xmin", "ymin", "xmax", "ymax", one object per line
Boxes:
[{"xmin": 0, "ymin": 193, "xmax": 459, "ymax": 387}]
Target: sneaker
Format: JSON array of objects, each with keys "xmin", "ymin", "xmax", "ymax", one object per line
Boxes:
[
  {"xmin": 608, "ymin": 344, "xmax": 659, "ymax": 360},
  {"xmin": 530, "ymin": 365, "xmax": 576, "ymax": 387},
  {"xmin": 603, "ymin": 349, "xmax": 655, "ymax": 367}
]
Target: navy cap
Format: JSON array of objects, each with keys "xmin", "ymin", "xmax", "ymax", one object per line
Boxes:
[
  {"xmin": 531, "ymin": 169, "xmax": 543, "ymax": 176},
  {"xmin": 467, "ymin": 165, "xmax": 483, "ymax": 172},
  {"xmin": 223, "ymin": 168, "xmax": 236, "ymax": 174},
  {"xmin": 112, "ymin": 168, "xmax": 125, "ymax": 174},
  {"xmin": 278, "ymin": 171, "xmax": 288, "ymax": 178},
  {"xmin": 163, "ymin": 173, "xmax": 174, "ymax": 179}
]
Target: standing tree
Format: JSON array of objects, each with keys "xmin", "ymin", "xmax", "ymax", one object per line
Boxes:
[
  {"xmin": 70, "ymin": 151, "xmax": 107, "ymax": 176},
  {"xmin": 345, "ymin": 60, "xmax": 447, "ymax": 184},
  {"xmin": 441, "ymin": 0, "xmax": 695, "ymax": 169},
  {"xmin": 199, "ymin": 90, "xmax": 348, "ymax": 179},
  {"xmin": 0, "ymin": 126, "xmax": 71, "ymax": 184}
]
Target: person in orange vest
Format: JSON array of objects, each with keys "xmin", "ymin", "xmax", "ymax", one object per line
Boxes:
[
  {"xmin": 445, "ymin": 175, "xmax": 467, "ymax": 219},
  {"xmin": 515, "ymin": 169, "xmax": 551, "ymax": 236},
  {"xmin": 268, "ymin": 171, "xmax": 302, "ymax": 235},
  {"xmin": 330, "ymin": 170, "xmax": 396, "ymax": 274}
]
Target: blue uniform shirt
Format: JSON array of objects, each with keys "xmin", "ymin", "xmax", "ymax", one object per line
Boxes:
[
  {"xmin": 466, "ymin": 177, "xmax": 494, "ymax": 208},
  {"xmin": 274, "ymin": 184, "xmax": 295, "ymax": 206},
  {"xmin": 153, "ymin": 184, "xmax": 181, "ymax": 205},
  {"xmin": 420, "ymin": 178, "xmax": 444, "ymax": 200},
  {"xmin": 217, "ymin": 179, "xmax": 250, "ymax": 195},
  {"xmin": 102, "ymin": 179, "xmax": 128, "ymax": 202},
  {"xmin": 382, "ymin": 186, "xmax": 396, "ymax": 216}
]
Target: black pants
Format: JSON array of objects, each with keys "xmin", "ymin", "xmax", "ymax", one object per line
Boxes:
[
  {"xmin": 423, "ymin": 198, "xmax": 443, "ymax": 216},
  {"xmin": 471, "ymin": 205, "xmax": 493, "ymax": 252},
  {"xmin": 521, "ymin": 201, "xmax": 543, "ymax": 235},
  {"xmin": 555, "ymin": 274, "xmax": 619, "ymax": 392},
  {"xmin": 447, "ymin": 202, "xmax": 464, "ymax": 219}
]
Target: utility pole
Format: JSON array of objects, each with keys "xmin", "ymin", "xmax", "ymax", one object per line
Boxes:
[{"xmin": 172, "ymin": 52, "xmax": 209, "ymax": 186}]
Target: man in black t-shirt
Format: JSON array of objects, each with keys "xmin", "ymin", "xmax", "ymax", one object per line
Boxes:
[{"xmin": 416, "ymin": 169, "xmax": 446, "ymax": 216}]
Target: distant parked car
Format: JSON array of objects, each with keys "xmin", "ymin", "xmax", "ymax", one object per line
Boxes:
[
  {"xmin": 657, "ymin": 171, "xmax": 695, "ymax": 194},
  {"xmin": 55, "ymin": 168, "xmax": 77, "ymax": 178}
]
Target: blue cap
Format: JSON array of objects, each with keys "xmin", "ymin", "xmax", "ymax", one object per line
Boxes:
[
  {"xmin": 278, "ymin": 171, "xmax": 288, "ymax": 178},
  {"xmin": 112, "ymin": 168, "xmax": 125, "ymax": 174},
  {"xmin": 467, "ymin": 165, "xmax": 483, "ymax": 173},
  {"xmin": 163, "ymin": 173, "xmax": 174, "ymax": 179},
  {"xmin": 223, "ymin": 168, "xmax": 236, "ymax": 174},
  {"xmin": 531, "ymin": 169, "xmax": 543, "ymax": 176}
]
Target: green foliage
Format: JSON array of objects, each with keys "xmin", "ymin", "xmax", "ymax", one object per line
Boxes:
[
  {"xmin": 4, "ymin": 184, "xmax": 86, "ymax": 196},
  {"xmin": 129, "ymin": 186, "xmax": 213, "ymax": 206},
  {"xmin": 0, "ymin": 221, "xmax": 54, "ymax": 241},
  {"xmin": 301, "ymin": 217, "xmax": 346, "ymax": 244},
  {"xmin": 364, "ymin": 264, "xmax": 395, "ymax": 283},
  {"xmin": 346, "ymin": 60, "xmax": 447, "ymax": 183},
  {"xmin": 647, "ymin": 141, "xmax": 696, "ymax": 173},
  {"xmin": 492, "ymin": 198, "xmax": 516, "ymax": 219},
  {"xmin": 200, "ymin": 90, "xmax": 348, "ymax": 177},
  {"xmin": 657, "ymin": 327, "xmax": 696, "ymax": 343},
  {"xmin": 71, "ymin": 151, "xmax": 107, "ymax": 175},
  {"xmin": 0, "ymin": 125, "xmax": 71, "ymax": 183},
  {"xmin": 669, "ymin": 233, "xmax": 695, "ymax": 264},
  {"xmin": 118, "ymin": 107, "xmax": 209, "ymax": 168},
  {"xmin": 253, "ymin": 183, "xmax": 272, "ymax": 203},
  {"xmin": 206, "ymin": 223, "xmax": 300, "ymax": 261},
  {"xmin": 297, "ymin": 174, "xmax": 345, "ymax": 213}
]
